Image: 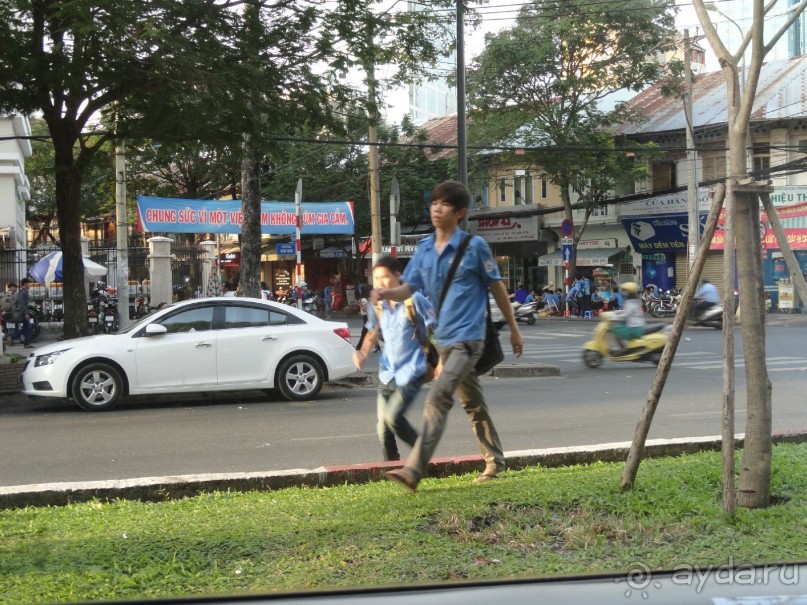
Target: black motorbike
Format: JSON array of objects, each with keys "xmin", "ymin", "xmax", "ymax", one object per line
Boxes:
[{"xmin": 648, "ymin": 288, "xmax": 682, "ymax": 318}]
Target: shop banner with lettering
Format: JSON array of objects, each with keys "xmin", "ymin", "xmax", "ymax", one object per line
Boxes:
[
  {"xmin": 136, "ymin": 196, "xmax": 354, "ymax": 235},
  {"xmin": 710, "ymin": 228, "xmax": 807, "ymax": 250},
  {"xmin": 621, "ymin": 214, "xmax": 694, "ymax": 252}
]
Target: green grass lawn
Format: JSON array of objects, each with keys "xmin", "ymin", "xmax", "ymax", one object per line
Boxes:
[{"xmin": 1, "ymin": 444, "xmax": 805, "ymax": 604}]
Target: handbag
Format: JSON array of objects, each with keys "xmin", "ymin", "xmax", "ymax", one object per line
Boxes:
[
  {"xmin": 403, "ymin": 298, "xmax": 439, "ymax": 383},
  {"xmin": 437, "ymin": 234, "xmax": 504, "ymax": 376}
]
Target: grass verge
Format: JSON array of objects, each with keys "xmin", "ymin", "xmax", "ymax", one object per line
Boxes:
[{"xmin": 1, "ymin": 444, "xmax": 805, "ymax": 604}]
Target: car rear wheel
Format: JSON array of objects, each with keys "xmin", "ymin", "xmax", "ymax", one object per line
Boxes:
[
  {"xmin": 276, "ymin": 354, "xmax": 324, "ymax": 401},
  {"xmin": 71, "ymin": 362, "xmax": 124, "ymax": 411}
]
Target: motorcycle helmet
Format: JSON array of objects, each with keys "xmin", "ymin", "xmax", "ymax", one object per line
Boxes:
[{"xmin": 620, "ymin": 282, "xmax": 640, "ymax": 294}]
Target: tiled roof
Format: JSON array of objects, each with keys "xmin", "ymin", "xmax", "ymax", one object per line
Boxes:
[
  {"xmin": 415, "ymin": 114, "xmax": 458, "ymax": 160},
  {"xmin": 617, "ymin": 56, "xmax": 807, "ymax": 136}
]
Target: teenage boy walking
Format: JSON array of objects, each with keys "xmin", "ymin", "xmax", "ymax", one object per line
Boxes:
[
  {"xmin": 373, "ymin": 180, "xmax": 524, "ymax": 492},
  {"xmin": 354, "ymin": 256, "xmax": 435, "ymax": 461}
]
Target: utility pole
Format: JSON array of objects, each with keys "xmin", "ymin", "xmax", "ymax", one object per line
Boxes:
[
  {"xmin": 115, "ymin": 139, "xmax": 130, "ymax": 329},
  {"xmin": 365, "ymin": 14, "xmax": 382, "ymax": 269},
  {"xmin": 456, "ymin": 0, "xmax": 469, "ymax": 231},
  {"xmin": 390, "ymin": 175, "xmax": 400, "ymax": 258},
  {"xmin": 684, "ymin": 29, "xmax": 700, "ymax": 270}
]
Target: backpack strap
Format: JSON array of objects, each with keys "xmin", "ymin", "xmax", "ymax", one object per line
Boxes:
[{"xmin": 436, "ymin": 233, "xmax": 474, "ymax": 316}]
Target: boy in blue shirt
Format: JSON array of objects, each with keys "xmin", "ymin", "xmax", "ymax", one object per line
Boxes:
[
  {"xmin": 373, "ymin": 180, "xmax": 524, "ymax": 492},
  {"xmin": 354, "ymin": 256, "xmax": 435, "ymax": 461}
]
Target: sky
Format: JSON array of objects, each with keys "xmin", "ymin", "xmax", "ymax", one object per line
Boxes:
[{"xmin": 380, "ymin": 0, "xmax": 720, "ymax": 123}]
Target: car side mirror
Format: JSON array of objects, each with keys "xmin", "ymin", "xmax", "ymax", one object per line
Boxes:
[{"xmin": 144, "ymin": 323, "xmax": 168, "ymax": 336}]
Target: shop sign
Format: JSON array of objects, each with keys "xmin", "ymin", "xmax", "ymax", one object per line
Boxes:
[
  {"xmin": 578, "ymin": 238, "xmax": 618, "ymax": 249},
  {"xmin": 621, "ymin": 215, "xmax": 691, "ymax": 251},
  {"xmin": 621, "ymin": 189, "xmax": 712, "ymax": 217},
  {"xmin": 320, "ymin": 247, "xmax": 347, "ymax": 258},
  {"xmin": 710, "ymin": 227, "xmax": 807, "ymax": 250},
  {"xmin": 220, "ymin": 251, "xmax": 240, "ymax": 267},
  {"xmin": 381, "ymin": 244, "xmax": 418, "ymax": 257},
  {"xmin": 276, "ymin": 243, "xmax": 295, "ymax": 255},
  {"xmin": 313, "ymin": 238, "xmax": 324, "ymax": 250},
  {"xmin": 472, "ymin": 214, "xmax": 539, "ymax": 243}
]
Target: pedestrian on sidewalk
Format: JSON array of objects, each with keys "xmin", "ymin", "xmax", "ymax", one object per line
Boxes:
[
  {"xmin": 374, "ymin": 180, "xmax": 524, "ymax": 493},
  {"xmin": 13, "ymin": 278, "xmax": 33, "ymax": 348},
  {"xmin": 353, "ymin": 256, "xmax": 435, "ymax": 461}
]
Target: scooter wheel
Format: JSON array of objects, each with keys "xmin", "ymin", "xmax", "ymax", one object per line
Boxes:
[
  {"xmin": 648, "ymin": 351, "xmax": 662, "ymax": 365},
  {"xmin": 583, "ymin": 349, "xmax": 603, "ymax": 368},
  {"xmin": 526, "ymin": 313, "xmax": 536, "ymax": 325}
]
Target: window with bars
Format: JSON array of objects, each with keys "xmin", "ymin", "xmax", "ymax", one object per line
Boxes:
[
  {"xmin": 701, "ymin": 151, "xmax": 727, "ymax": 181},
  {"xmin": 753, "ymin": 143, "xmax": 770, "ymax": 179},
  {"xmin": 652, "ymin": 162, "xmax": 676, "ymax": 191}
]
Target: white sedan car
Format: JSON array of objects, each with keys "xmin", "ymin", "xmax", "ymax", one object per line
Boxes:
[{"xmin": 21, "ymin": 297, "xmax": 356, "ymax": 412}]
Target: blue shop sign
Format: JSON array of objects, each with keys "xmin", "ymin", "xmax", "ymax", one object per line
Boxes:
[{"xmin": 622, "ymin": 214, "xmax": 705, "ymax": 252}]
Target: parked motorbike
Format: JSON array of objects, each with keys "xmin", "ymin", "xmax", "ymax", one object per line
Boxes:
[
  {"xmin": 513, "ymin": 301, "xmax": 538, "ymax": 325},
  {"xmin": 648, "ymin": 288, "xmax": 682, "ymax": 318},
  {"xmin": 27, "ymin": 301, "xmax": 42, "ymax": 342},
  {"xmin": 489, "ymin": 297, "xmax": 538, "ymax": 328},
  {"xmin": 582, "ymin": 312, "xmax": 669, "ymax": 368},
  {"xmin": 688, "ymin": 299, "xmax": 723, "ymax": 329}
]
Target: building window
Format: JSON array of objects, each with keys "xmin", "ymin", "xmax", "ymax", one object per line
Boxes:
[
  {"xmin": 499, "ymin": 178, "xmax": 506, "ymax": 204},
  {"xmin": 513, "ymin": 170, "xmax": 533, "ymax": 205},
  {"xmin": 541, "ymin": 174, "xmax": 548, "ymax": 199},
  {"xmin": 701, "ymin": 151, "xmax": 727, "ymax": 181},
  {"xmin": 753, "ymin": 143, "xmax": 770, "ymax": 179},
  {"xmin": 591, "ymin": 205, "xmax": 609, "ymax": 217},
  {"xmin": 652, "ymin": 162, "xmax": 676, "ymax": 192}
]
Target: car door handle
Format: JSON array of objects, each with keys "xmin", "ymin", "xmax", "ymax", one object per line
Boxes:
[
  {"xmin": 262, "ymin": 335, "xmax": 278, "ymax": 341},
  {"xmin": 195, "ymin": 342, "xmax": 213, "ymax": 348}
]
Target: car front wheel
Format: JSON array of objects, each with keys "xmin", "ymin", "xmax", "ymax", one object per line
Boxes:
[
  {"xmin": 71, "ymin": 362, "xmax": 124, "ymax": 411},
  {"xmin": 276, "ymin": 354, "xmax": 324, "ymax": 401}
]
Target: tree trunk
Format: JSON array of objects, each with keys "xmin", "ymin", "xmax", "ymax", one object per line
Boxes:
[
  {"xmin": 620, "ymin": 184, "xmax": 725, "ymax": 490},
  {"xmin": 51, "ymin": 129, "xmax": 89, "ymax": 340},
  {"xmin": 721, "ymin": 180, "xmax": 737, "ymax": 516},
  {"xmin": 735, "ymin": 188, "xmax": 772, "ymax": 508},
  {"xmin": 240, "ymin": 132, "xmax": 261, "ymax": 299}
]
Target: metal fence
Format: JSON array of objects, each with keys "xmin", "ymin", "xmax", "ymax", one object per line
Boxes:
[{"xmin": 0, "ymin": 244, "xmax": 208, "ymax": 306}]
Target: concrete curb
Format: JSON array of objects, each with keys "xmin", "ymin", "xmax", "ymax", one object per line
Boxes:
[{"xmin": 3, "ymin": 429, "xmax": 806, "ymax": 510}]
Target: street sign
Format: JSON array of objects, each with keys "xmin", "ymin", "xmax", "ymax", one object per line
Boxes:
[
  {"xmin": 561, "ymin": 237, "xmax": 574, "ymax": 262},
  {"xmin": 561, "ymin": 219, "xmax": 573, "ymax": 237},
  {"xmin": 277, "ymin": 243, "xmax": 295, "ymax": 255}
]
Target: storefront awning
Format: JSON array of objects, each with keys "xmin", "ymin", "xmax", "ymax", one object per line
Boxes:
[{"xmin": 538, "ymin": 247, "xmax": 628, "ymax": 267}]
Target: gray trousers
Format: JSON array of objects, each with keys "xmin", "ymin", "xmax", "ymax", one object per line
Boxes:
[{"xmin": 404, "ymin": 340, "xmax": 506, "ymax": 479}]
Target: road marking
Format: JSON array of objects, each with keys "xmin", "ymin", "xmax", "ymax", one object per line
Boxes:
[
  {"xmin": 671, "ymin": 409, "xmax": 747, "ymax": 417},
  {"xmin": 290, "ymin": 433, "xmax": 375, "ymax": 442}
]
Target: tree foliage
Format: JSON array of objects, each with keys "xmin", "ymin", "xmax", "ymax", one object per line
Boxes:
[{"xmin": 467, "ymin": 0, "xmax": 676, "ymax": 274}]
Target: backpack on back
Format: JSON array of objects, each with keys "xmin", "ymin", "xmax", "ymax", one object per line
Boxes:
[{"xmin": 0, "ymin": 292, "xmax": 13, "ymax": 313}]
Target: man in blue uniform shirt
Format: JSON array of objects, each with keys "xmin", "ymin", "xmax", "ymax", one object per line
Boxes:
[{"xmin": 373, "ymin": 180, "xmax": 524, "ymax": 492}]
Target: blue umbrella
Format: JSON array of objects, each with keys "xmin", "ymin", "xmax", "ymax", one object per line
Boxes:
[{"xmin": 29, "ymin": 251, "xmax": 108, "ymax": 283}]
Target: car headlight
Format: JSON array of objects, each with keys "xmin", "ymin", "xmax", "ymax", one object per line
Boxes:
[{"xmin": 34, "ymin": 348, "xmax": 73, "ymax": 367}]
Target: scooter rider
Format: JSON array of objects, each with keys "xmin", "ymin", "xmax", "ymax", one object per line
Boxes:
[
  {"xmin": 608, "ymin": 282, "xmax": 646, "ymax": 353},
  {"xmin": 693, "ymin": 278, "xmax": 718, "ymax": 317}
]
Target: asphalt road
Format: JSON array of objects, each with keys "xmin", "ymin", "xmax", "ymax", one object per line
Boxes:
[{"xmin": 1, "ymin": 321, "xmax": 805, "ymax": 487}]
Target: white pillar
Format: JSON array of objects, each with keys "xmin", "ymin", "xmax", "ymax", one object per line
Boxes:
[
  {"xmin": 148, "ymin": 236, "xmax": 174, "ymax": 308},
  {"xmin": 199, "ymin": 240, "xmax": 217, "ymax": 297}
]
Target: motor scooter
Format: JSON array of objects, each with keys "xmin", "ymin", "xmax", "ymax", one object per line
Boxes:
[
  {"xmin": 582, "ymin": 312, "xmax": 669, "ymax": 368},
  {"xmin": 688, "ymin": 299, "xmax": 723, "ymax": 329},
  {"xmin": 302, "ymin": 294, "xmax": 319, "ymax": 315},
  {"xmin": 489, "ymin": 297, "xmax": 537, "ymax": 328},
  {"xmin": 512, "ymin": 301, "xmax": 538, "ymax": 325}
]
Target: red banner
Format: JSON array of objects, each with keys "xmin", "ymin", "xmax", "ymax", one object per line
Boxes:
[{"xmin": 710, "ymin": 228, "xmax": 807, "ymax": 250}]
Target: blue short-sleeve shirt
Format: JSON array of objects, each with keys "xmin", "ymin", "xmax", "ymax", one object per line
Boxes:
[
  {"xmin": 366, "ymin": 293, "xmax": 435, "ymax": 386},
  {"xmin": 402, "ymin": 229, "xmax": 501, "ymax": 346}
]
